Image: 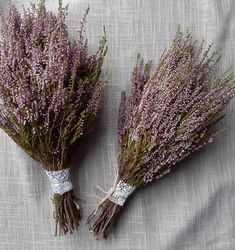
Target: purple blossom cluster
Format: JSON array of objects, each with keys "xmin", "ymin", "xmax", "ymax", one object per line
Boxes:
[
  {"xmin": 118, "ymin": 30, "xmax": 235, "ymax": 186},
  {"xmin": 0, "ymin": 1, "xmax": 107, "ymax": 170}
]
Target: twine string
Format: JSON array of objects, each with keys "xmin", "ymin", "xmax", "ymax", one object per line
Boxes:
[{"xmin": 94, "ymin": 169, "xmax": 135, "ymax": 211}]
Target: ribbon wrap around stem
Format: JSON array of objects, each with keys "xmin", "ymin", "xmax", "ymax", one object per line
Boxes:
[
  {"xmin": 46, "ymin": 168, "xmax": 73, "ymax": 195},
  {"xmin": 108, "ymin": 180, "xmax": 136, "ymax": 206}
]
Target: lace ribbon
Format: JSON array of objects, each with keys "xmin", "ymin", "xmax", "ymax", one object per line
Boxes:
[
  {"xmin": 46, "ymin": 168, "xmax": 73, "ymax": 195},
  {"xmin": 108, "ymin": 180, "xmax": 136, "ymax": 206}
]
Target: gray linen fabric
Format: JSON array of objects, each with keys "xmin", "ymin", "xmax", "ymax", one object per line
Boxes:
[{"xmin": 0, "ymin": 0, "xmax": 235, "ymax": 249}]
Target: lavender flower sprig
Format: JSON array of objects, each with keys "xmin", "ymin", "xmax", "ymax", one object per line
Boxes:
[
  {"xmin": 87, "ymin": 29, "xmax": 235, "ymax": 240},
  {"xmin": 0, "ymin": 0, "xmax": 107, "ymax": 236}
]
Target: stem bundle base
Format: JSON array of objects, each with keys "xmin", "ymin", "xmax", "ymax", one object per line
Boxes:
[
  {"xmin": 87, "ymin": 198, "xmax": 122, "ymax": 240},
  {"xmin": 52, "ymin": 190, "xmax": 80, "ymax": 236}
]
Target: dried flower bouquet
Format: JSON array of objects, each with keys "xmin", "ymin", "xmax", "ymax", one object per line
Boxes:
[
  {"xmin": 0, "ymin": 0, "xmax": 107, "ymax": 235},
  {"xmin": 87, "ymin": 29, "xmax": 235, "ymax": 240}
]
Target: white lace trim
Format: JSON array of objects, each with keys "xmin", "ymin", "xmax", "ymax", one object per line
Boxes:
[
  {"xmin": 46, "ymin": 168, "xmax": 73, "ymax": 195},
  {"xmin": 108, "ymin": 180, "xmax": 135, "ymax": 206}
]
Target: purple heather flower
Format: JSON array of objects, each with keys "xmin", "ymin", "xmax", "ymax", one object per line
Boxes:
[
  {"xmin": 118, "ymin": 29, "xmax": 235, "ymax": 185},
  {"xmin": 0, "ymin": 0, "xmax": 107, "ymax": 170}
]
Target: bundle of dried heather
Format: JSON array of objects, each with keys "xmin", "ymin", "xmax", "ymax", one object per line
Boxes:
[
  {"xmin": 0, "ymin": 1, "xmax": 107, "ymax": 235},
  {"xmin": 87, "ymin": 29, "xmax": 235, "ymax": 240}
]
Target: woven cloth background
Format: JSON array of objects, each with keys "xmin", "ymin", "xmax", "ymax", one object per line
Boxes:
[{"xmin": 0, "ymin": 0, "xmax": 235, "ymax": 249}]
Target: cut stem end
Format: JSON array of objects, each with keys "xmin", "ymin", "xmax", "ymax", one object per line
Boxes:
[
  {"xmin": 87, "ymin": 198, "xmax": 122, "ymax": 240},
  {"xmin": 52, "ymin": 190, "xmax": 80, "ymax": 236}
]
